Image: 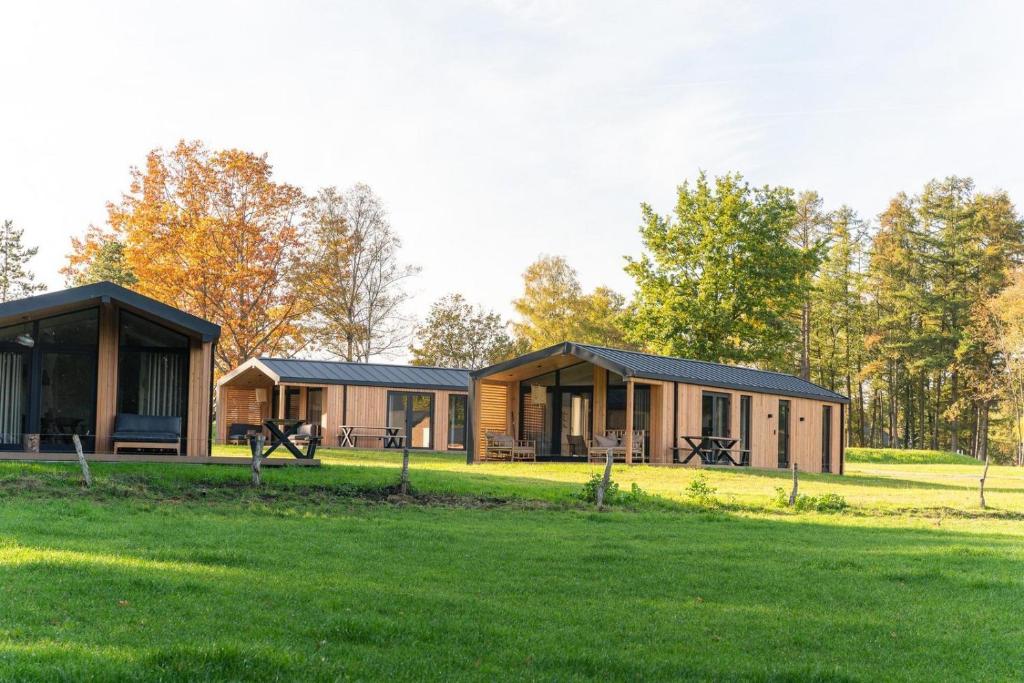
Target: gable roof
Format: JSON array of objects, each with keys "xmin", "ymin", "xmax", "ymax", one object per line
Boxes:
[
  {"xmin": 473, "ymin": 342, "xmax": 849, "ymax": 404},
  {"xmin": 238, "ymin": 357, "xmax": 470, "ymax": 391},
  {"xmin": 0, "ymin": 281, "xmax": 220, "ymax": 341}
]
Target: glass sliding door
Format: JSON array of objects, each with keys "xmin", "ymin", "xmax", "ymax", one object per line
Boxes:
[
  {"xmin": 447, "ymin": 394, "xmax": 467, "ymax": 450},
  {"xmin": 606, "ymin": 375, "xmax": 650, "ymax": 454},
  {"xmin": 701, "ymin": 392, "xmax": 731, "ymax": 439},
  {"xmin": 558, "ymin": 389, "xmax": 592, "ymax": 456},
  {"xmin": 778, "ymin": 400, "xmax": 791, "ymax": 468},
  {"xmin": 117, "ymin": 311, "xmax": 189, "ymax": 452},
  {"xmin": 307, "ymin": 389, "xmax": 324, "ymax": 433},
  {"xmin": 38, "ymin": 310, "xmax": 99, "ymax": 451},
  {"xmin": 387, "ymin": 391, "xmax": 434, "ymax": 449},
  {"xmin": 740, "ymin": 395, "xmax": 752, "ymax": 463}
]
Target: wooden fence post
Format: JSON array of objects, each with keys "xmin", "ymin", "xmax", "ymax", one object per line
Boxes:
[
  {"xmin": 788, "ymin": 462, "xmax": 799, "ymax": 506},
  {"xmin": 400, "ymin": 448, "xmax": 410, "ymax": 495},
  {"xmin": 251, "ymin": 435, "xmax": 265, "ymax": 486},
  {"xmin": 596, "ymin": 450, "xmax": 614, "ymax": 510},
  {"xmin": 979, "ymin": 456, "xmax": 990, "ymax": 509},
  {"xmin": 72, "ymin": 434, "xmax": 91, "ymax": 488}
]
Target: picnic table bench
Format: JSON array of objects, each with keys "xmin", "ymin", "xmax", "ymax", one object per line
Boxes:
[
  {"xmin": 674, "ymin": 435, "xmax": 750, "ymax": 466},
  {"xmin": 337, "ymin": 425, "xmax": 406, "ymax": 449},
  {"xmin": 249, "ymin": 418, "xmax": 321, "ymax": 460}
]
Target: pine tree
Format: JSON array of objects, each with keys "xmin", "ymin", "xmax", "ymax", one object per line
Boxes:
[{"xmin": 0, "ymin": 220, "xmax": 45, "ymax": 302}]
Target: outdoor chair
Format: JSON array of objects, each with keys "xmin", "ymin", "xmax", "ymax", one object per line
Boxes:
[{"xmin": 227, "ymin": 423, "xmax": 262, "ymax": 445}]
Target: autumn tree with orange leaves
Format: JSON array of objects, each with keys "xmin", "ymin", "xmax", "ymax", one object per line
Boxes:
[{"xmin": 66, "ymin": 140, "xmax": 311, "ymax": 373}]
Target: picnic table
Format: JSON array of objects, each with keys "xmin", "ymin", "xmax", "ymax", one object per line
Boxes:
[
  {"xmin": 249, "ymin": 418, "xmax": 320, "ymax": 460},
  {"xmin": 676, "ymin": 435, "xmax": 747, "ymax": 466},
  {"xmin": 337, "ymin": 425, "xmax": 406, "ymax": 449}
]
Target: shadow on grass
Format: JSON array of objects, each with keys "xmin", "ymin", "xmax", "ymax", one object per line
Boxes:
[{"xmin": 1, "ymin": 502, "xmax": 1023, "ymax": 681}]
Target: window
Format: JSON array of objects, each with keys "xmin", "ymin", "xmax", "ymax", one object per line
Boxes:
[
  {"xmin": 822, "ymin": 405, "xmax": 832, "ymax": 473},
  {"xmin": 117, "ymin": 312, "xmax": 189, "ymax": 423},
  {"xmin": 740, "ymin": 395, "xmax": 752, "ymax": 462},
  {"xmin": 447, "ymin": 394, "xmax": 467, "ymax": 450},
  {"xmin": 701, "ymin": 392, "xmax": 731, "ymax": 438},
  {"xmin": 778, "ymin": 400, "xmax": 791, "ymax": 468},
  {"xmin": 40, "ymin": 309, "xmax": 99, "ymax": 451},
  {"xmin": 387, "ymin": 391, "xmax": 434, "ymax": 449},
  {"xmin": 0, "ymin": 346, "xmax": 29, "ymax": 447},
  {"xmin": 307, "ymin": 389, "xmax": 324, "ymax": 432}
]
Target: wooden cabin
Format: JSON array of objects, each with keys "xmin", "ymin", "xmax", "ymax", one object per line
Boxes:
[
  {"xmin": 468, "ymin": 342, "xmax": 849, "ymax": 473},
  {"xmin": 217, "ymin": 358, "xmax": 470, "ymax": 452},
  {"xmin": 0, "ymin": 282, "xmax": 220, "ymax": 458}
]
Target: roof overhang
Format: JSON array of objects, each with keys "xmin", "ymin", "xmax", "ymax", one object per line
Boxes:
[
  {"xmin": 217, "ymin": 358, "xmax": 279, "ymax": 388},
  {"xmin": 0, "ymin": 281, "xmax": 221, "ymax": 342},
  {"xmin": 473, "ymin": 342, "xmax": 850, "ymax": 404}
]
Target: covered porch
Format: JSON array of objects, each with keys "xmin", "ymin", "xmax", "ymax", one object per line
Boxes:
[
  {"xmin": 216, "ymin": 360, "xmax": 328, "ymax": 445},
  {"xmin": 469, "ymin": 348, "xmax": 676, "ymax": 465}
]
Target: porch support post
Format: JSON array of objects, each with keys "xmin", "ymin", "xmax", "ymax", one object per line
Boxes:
[
  {"xmin": 466, "ymin": 379, "xmax": 477, "ymax": 464},
  {"xmin": 278, "ymin": 384, "xmax": 286, "ymax": 419},
  {"xmin": 625, "ymin": 378, "xmax": 635, "ymax": 465}
]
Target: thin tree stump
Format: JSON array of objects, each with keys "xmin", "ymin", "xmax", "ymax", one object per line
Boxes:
[
  {"xmin": 979, "ymin": 456, "xmax": 990, "ymax": 509},
  {"xmin": 596, "ymin": 450, "xmax": 614, "ymax": 510},
  {"xmin": 72, "ymin": 434, "xmax": 91, "ymax": 488},
  {"xmin": 788, "ymin": 462, "xmax": 799, "ymax": 506},
  {"xmin": 400, "ymin": 448, "xmax": 410, "ymax": 495},
  {"xmin": 251, "ymin": 435, "xmax": 265, "ymax": 486}
]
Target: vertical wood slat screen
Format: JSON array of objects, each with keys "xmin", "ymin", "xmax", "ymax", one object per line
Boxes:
[
  {"xmin": 139, "ymin": 352, "xmax": 183, "ymax": 417},
  {"xmin": 0, "ymin": 352, "xmax": 23, "ymax": 443}
]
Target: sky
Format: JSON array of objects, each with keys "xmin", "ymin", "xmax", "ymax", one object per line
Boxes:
[{"xmin": 2, "ymin": 0, "xmax": 1023, "ymax": 356}]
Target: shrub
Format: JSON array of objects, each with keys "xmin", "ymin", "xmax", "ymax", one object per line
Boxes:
[
  {"xmin": 773, "ymin": 487, "xmax": 848, "ymax": 512},
  {"xmin": 578, "ymin": 473, "xmax": 618, "ymax": 505},
  {"xmin": 578, "ymin": 475, "xmax": 648, "ymax": 507},
  {"xmin": 686, "ymin": 473, "xmax": 718, "ymax": 504}
]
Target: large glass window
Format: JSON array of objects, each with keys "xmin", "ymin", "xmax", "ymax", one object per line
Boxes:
[
  {"xmin": 117, "ymin": 312, "xmax": 189, "ymax": 423},
  {"xmin": 606, "ymin": 382, "xmax": 650, "ymax": 455},
  {"xmin": 0, "ymin": 344, "xmax": 29, "ymax": 447},
  {"xmin": 740, "ymin": 395, "xmax": 752, "ymax": 456},
  {"xmin": 307, "ymin": 388, "xmax": 324, "ymax": 432},
  {"xmin": 388, "ymin": 391, "xmax": 434, "ymax": 449},
  {"xmin": 701, "ymin": 392, "xmax": 731, "ymax": 438},
  {"xmin": 778, "ymin": 400, "xmax": 791, "ymax": 468},
  {"xmin": 447, "ymin": 394, "xmax": 467, "ymax": 450},
  {"xmin": 39, "ymin": 309, "xmax": 99, "ymax": 451},
  {"xmin": 822, "ymin": 405, "xmax": 833, "ymax": 473}
]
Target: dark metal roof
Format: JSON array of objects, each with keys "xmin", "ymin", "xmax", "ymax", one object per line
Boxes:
[
  {"xmin": 473, "ymin": 342, "xmax": 849, "ymax": 403},
  {"xmin": 257, "ymin": 357, "xmax": 470, "ymax": 391},
  {"xmin": 0, "ymin": 281, "xmax": 221, "ymax": 341}
]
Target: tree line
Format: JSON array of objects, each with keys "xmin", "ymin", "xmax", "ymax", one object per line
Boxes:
[{"xmin": 3, "ymin": 142, "xmax": 1022, "ymax": 461}]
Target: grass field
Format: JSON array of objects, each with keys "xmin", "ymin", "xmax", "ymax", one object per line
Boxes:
[{"xmin": 0, "ymin": 447, "xmax": 1022, "ymax": 681}]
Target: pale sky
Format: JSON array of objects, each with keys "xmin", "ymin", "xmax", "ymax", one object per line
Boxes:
[{"xmin": 2, "ymin": 1, "xmax": 1023, "ymax": 353}]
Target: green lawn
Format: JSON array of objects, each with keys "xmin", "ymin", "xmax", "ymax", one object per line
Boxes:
[{"xmin": 0, "ymin": 449, "xmax": 1022, "ymax": 680}]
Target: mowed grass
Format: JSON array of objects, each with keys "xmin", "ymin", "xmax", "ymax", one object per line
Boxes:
[
  {"xmin": 847, "ymin": 446, "xmax": 982, "ymax": 465},
  {"xmin": 0, "ymin": 449, "xmax": 1022, "ymax": 680}
]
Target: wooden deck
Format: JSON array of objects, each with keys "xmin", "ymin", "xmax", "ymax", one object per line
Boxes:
[{"xmin": 0, "ymin": 452, "xmax": 320, "ymax": 467}]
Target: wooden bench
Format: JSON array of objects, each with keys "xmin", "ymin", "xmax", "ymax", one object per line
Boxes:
[
  {"xmin": 483, "ymin": 432, "xmax": 536, "ymax": 461},
  {"xmin": 587, "ymin": 430, "xmax": 646, "ymax": 464},
  {"xmin": 338, "ymin": 425, "xmax": 406, "ymax": 449}
]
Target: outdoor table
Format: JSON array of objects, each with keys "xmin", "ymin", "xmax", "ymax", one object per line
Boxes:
[
  {"xmin": 678, "ymin": 435, "xmax": 740, "ymax": 465},
  {"xmin": 250, "ymin": 418, "xmax": 318, "ymax": 460},
  {"xmin": 338, "ymin": 425, "xmax": 405, "ymax": 449}
]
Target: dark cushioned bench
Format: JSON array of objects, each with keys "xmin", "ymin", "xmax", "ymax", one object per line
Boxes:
[{"xmin": 112, "ymin": 414, "xmax": 182, "ymax": 455}]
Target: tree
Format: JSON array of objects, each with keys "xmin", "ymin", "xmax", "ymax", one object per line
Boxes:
[
  {"xmin": 409, "ymin": 293, "xmax": 523, "ymax": 369},
  {"xmin": 789, "ymin": 191, "xmax": 832, "ymax": 379},
  {"xmin": 67, "ymin": 140, "xmax": 310, "ymax": 373},
  {"xmin": 62, "ymin": 225, "xmax": 137, "ymax": 286},
  {"xmin": 809, "ymin": 206, "xmax": 868, "ymax": 442},
  {"xmin": 0, "ymin": 219, "xmax": 45, "ymax": 302},
  {"xmin": 302, "ymin": 184, "xmax": 419, "ymax": 362},
  {"xmin": 625, "ymin": 172, "xmax": 821, "ymax": 367},
  {"xmin": 512, "ymin": 255, "xmax": 629, "ymax": 350}
]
